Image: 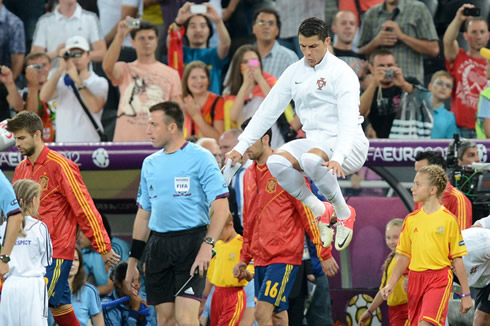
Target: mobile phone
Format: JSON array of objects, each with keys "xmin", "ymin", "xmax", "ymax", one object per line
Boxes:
[
  {"xmin": 463, "ymin": 7, "xmax": 480, "ymax": 17},
  {"xmin": 126, "ymin": 17, "xmax": 141, "ymax": 29},
  {"xmin": 248, "ymin": 59, "xmax": 259, "ymax": 68},
  {"xmin": 190, "ymin": 4, "xmax": 207, "ymax": 14}
]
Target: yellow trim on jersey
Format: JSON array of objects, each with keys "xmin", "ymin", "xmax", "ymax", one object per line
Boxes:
[
  {"xmin": 230, "ymin": 291, "xmax": 244, "ymax": 326},
  {"xmin": 47, "ymin": 259, "xmax": 63, "ymax": 297},
  {"xmin": 422, "ymin": 316, "xmax": 442, "ymax": 326},
  {"xmin": 451, "ymin": 189, "xmax": 467, "ymax": 230},
  {"xmin": 52, "ymin": 306, "xmax": 74, "ymax": 317},
  {"xmin": 47, "ymin": 152, "xmax": 106, "ymax": 252},
  {"xmin": 436, "ymin": 269, "xmax": 453, "ymax": 322},
  {"xmin": 275, "ymin": 264, "xmax": 293, "ymax": 306}
]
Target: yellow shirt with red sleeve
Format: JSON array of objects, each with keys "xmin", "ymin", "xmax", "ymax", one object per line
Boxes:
[
  {"xmin": 207, "ymin": 235, "xmax": 254, "ymax": 288},
  {"xmin": 13, "ymin": 146, "xmax": 111, "ymax": 260},
  {"xmin": 396, "ymin": 206, "xmax": 467, "ymax": 272},
  {"xmin": 380, "ymin": 255, "xmax": 408, "ymax": 307},
  {"xmin": 414, "ymin": 183, "xmax": 472, "ymax": 231}
]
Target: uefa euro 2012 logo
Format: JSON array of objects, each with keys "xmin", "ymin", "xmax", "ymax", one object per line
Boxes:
[{"xmin": 346, "ymin": 294, "xmax": 382, "ymax": 326}]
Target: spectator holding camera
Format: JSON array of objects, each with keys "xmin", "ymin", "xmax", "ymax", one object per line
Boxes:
[
  {"xmin": 359, "ymin": 49, "xmax": 417, "ymax": 138},
  {"xmin": 103, "ymin": 19, "xmax": 181, "ymax": 142},
  {"xmin": 2, "ymin": 52, "xmax": 56, "ymax": 142},
  {"xmin": 31, "ymin": 0, "xmax": 106, "ymax": 64},
  {"xmin": 444, "ymin": 4, "xmax": 490, "ymax": 139},
  {"xmin": 40, "ymin": 36, "xmax": 108, "ymax": 143},
  {"xmin": 357, "ymin": 0, "xmax": 439, "ymax": 84},
  {"xmin": 169, "ymin": 2, "xmax": 231, "ymax": 93}
]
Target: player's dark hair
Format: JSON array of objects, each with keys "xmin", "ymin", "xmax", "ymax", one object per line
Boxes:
[
  {"xmin": 253, "ymin": 7, "xmax": 281, "ymax": 38},
  {"xmin": 130, "ymin": 20, "xmax": 158, "ymax": 40},
  {"xmin": 225, "ymin": 44, "xmax": 263, "ymax": 96},
  {"xmin": 71, "ymin": 247, "xmax": 87, "ymax": 295},
  {"xmin": 183, "ymin": 14, "xmax": 214, "ymax": 47},
  {"xmin": 149, "ymin": 101, "xmax": 185, "ymax": 131},
  {"xmin": 241, "ymin": 117, "xmax": 272, "ymax": 146},
  {"xmin": 298, "ymin": 17, "xmax": 329, "ymax": 41},
  {"xmin": 415, "ymin": 151, "xmax": 446, "ymax": 171},
  {"xmin": 7, "ymin": 111, "xmax": 43, "ymax": 137}
]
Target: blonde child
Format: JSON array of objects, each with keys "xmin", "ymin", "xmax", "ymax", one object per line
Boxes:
[
  {"xmin": 381, "ymin": 165, "xmax": 472, "ymax": 326},
  {"xmin": 359, "ymin": 218, "xmax": 408, "ymax": 326},
  {"xmin": 0, "ymin": 179, "xmax": 53, "ymax": 326}
]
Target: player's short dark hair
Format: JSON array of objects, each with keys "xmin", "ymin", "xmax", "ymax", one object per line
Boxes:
[
  {"xmin": 298, "ymin": 17, "xmax": 329, "ymax": 41},
  {"xmin": 241, "ymin": 117, "xmax": 272, "ymax": 146},
  {"xmin": 6, "ymin": 111, "xmax": 43, "ymax": 137},
  {"xmin": 415, "ymin": 151, "xmax": 446, "ymax": 171},
  {"xmin": 130, "ymin": 20, "xmax": 158, "ymax": 39},
  {"xmin": 253, "ymin": 7, "xmax": 281, "ymax": 38},
  {"xmin": 149, "ymin": 101, "xmax": 185, "ymax": 131}
]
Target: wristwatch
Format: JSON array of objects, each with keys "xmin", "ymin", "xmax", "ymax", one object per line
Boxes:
[
  {"xmin": 0, "ymin": 254, "xmax": 10, "ymax": 263},
  {"xmin": 203, "ymin": 237, "xmax": 215, "ymax": 247}
]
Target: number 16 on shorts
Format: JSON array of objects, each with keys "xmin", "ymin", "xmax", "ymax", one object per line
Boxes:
[{"xmin": 254, "ymin": 264, "xmax": 299, "ymax": 310}]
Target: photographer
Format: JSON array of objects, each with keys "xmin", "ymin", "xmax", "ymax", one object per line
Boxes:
[
  {"xmin": 448, "ymin": 139, "xmax": 481, "ymax": 167},
  {"xmin": 2, "ymin": 52, "xmax": 56, "ymax": 142},
  {"xmin": 359, "ymin": 48, "xmax": 417, "ymax": 138},
  {"xmin": 40, "ymin": 36, "xmax": 108, "ymax": 143}
]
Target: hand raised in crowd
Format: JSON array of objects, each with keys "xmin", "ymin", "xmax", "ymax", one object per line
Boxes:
[
  {"xmin": 374, "ymin": 28, "xmax": 397, "ymax": 47},
  {"xmin": 0, "ymin": 65, "xmax": 14, "ymax": 86},
  {"xmin": 382, "ymin": 20, "xmax": 404, "ymax": 40},
  {"xmin": 175, "ymin": 2, "xmax": 195, "ymax": 26},
  {"xmin": 321, "ymin": 256, "xmax": 339, "ymax": 277},
  {"xmin": 25, "ymin": 65, "xmax": 41, "ymax": 88},
  {"xmin": 102, "ymin": 249, "xmax": 121, "ymax": 268},
  {"xmin": 321, "ymin": 160, "xmax": 346, "ymax": 179},
  {"xmin": 455, "ymin": 3, "xmax": 478, "ymax": 23},
  {"xmin": 190, "ymin": 243, "xmax": 213, "ymax": 277},
  {"xmin": 65, "ymin": 57, "xmax": 81, "ymax": 85},
  {"xmin": 183, "ymin": 95, "xmax": 200, "ymax": 119},
  {"xmin": 203, "ymin": 2, "xmax": 221, "ymax": 23},
  {"xmin": 372, "ymin": 66, "xmax": 388, "ymax": 86},
  {"xmin": 116, "ymin": 19, "xmax": 133, "ymax": 40}
]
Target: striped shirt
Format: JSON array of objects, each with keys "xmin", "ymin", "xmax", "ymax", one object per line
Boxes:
[
  {"xmin": 261, "ymin": 41, "xmax": 299, "ymax": 79},
  {"xmin": 358, "ymin": 0, "xmax": 438, "ymax": 84}
]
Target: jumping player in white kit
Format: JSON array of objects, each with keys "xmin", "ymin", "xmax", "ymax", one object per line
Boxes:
[
  {"xmin": 226, "ymin": 17, "xmax": 369, "ymax": 250},
  {"xmin": 0, "ymin": 179, "xmax": 53, "ymax": 326}
]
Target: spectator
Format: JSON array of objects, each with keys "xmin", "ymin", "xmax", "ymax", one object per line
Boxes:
[
  {"xmin": 331, "ymin": 10, "xmax": 369, "ymax": 89},
  {"xmin": 69, "ymin": 247, "xmax": 104, "ymax": 326},
  {"xmin": 223, "ymin": 45, "xmax": 285, "ymax": 149},
  {"xmin": 359, "ymin": 49, "xmax": 417, "ymax": 138},
  {"xmin": 414, "ymin": 150, "xmax": 472, "ymax": 231},
  {"xmin": 221, "ymin": 0, "xmax": 255, "ymax": 59},
  {"xmin": 182, "ymin": 61, "xmax": 224, "ymax": 140},
  {"xmin": 338, "ymin": 0, "xmax": 383, "ymax": 27},
  {"xmin": 477, "ymin": 48, "xmax": 490, "ymax": 138},
  {"xmin": 197, "ymin": 136, "xmax": 223, "ymax": 168},
  {"xmin": 358, "ymin": 0, "xmax": 439, "ymax": 84},
  {"xmin": 428, "ymin": 71, "xmax": 459, "ymax": 139},
  {"xmin": 103, "ymin": 261, "xmax": 154, "ymax": 326},
  {"xmin": 40, "ymin": 36, "xmax": 108, "ymax": 143},
  {"xmin": 252, "ymin": 7, "xmax": 298, "ymax": 79},
  {"xmin": 31, "ymin": 0, "xmax": 106, "ymax": 64},
  {"xmin": 0, "ymin": 65, "xmax": 21, "ymax": 121},
  {"xmin": 103, "ymin": 20, "xmax": 181, "ymax": 142},
  {"xmin": 275, "ymin": 0, "xmax": 325, "ymax": 58},
  {"xmin": 3, "ymin": 52, "xmax": 56, "ymax": 142},
  {"xmin": 447, "ymin": 139, "xmax": 481, "ymax": 166},
  {"xmin": 0, "ymin": 0, "xmax": 25, "ymax": 81},
  {"xmin": 169, "ymin": 2, "xmax": 230, "ymax": 94},
  {"xmin": 443, "ymin": 4, "xmax": 490, "ymax": 138}
]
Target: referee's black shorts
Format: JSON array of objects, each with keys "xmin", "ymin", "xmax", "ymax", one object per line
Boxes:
[{"xmin": 145, "ymin": 225, "xmax": 207, "ymax": 305}]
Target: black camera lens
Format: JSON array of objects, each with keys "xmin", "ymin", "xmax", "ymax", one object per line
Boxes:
[{"xmin": 63, "ymin": 52, "xmax": 71, "ymax": 60}]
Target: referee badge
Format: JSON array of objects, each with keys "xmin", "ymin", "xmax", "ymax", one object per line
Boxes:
[
  {"xmin": 174, "ymin": 177, "xmax": 190, "ymax": 196},
  {"xmin": 317, "ymin": 77, "xmax": 326, "ymax": 91}
]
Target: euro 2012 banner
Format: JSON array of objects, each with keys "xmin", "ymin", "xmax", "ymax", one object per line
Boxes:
[{"xmin": 346, "ymin": 294, "xmax": 382, "ymax": 326}]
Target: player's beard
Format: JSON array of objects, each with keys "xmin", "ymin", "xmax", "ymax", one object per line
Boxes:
[{"xmin": 21, "ymin": 144, "xmax": 36, "ymax": 157}]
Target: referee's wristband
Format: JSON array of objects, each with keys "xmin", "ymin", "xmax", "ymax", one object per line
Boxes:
[{"xmin": 129, "ymin": 239, "xmax": 146, "ymax": 260}]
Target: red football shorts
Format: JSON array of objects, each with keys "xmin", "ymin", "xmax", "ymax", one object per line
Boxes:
[
  {"xmin": 210, "ymin": 286, "xmax": 246, "ymax": 326},
  {"xmin": 407, "ymin": 267, "xmax": 453, "ymax": 326},
  {"xmin": 389, "ymin": 303, "xmax": 409, "ymax": 326}
]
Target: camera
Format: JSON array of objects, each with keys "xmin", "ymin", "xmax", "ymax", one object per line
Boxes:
[
  {"xmin": 63, "ymin": 51, "xmax": 83, "ymax": 60},
  {"xmin": 126, "ymin": 17, "xmax": 140, "ymax": 29},
  {"xmin": 385, "ymin": 69, "xmax": 394, "ymax": 79},
  {"xmin": 190, "ymin": 4, "xmax": 207, "ymax": 14},
  {"xmin": 463, "ymin": 7, "xmax": 480, "ymax": 17}
]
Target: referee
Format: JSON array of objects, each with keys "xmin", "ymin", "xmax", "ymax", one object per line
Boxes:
[{"xmin": 125, "ymin": 101, "xmax": 230, "ymax": 325}]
